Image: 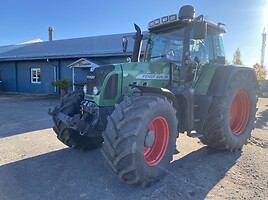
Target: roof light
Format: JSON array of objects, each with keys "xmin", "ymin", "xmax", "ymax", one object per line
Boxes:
[
  {"xmin": 149, "ymin": 21, "xmax": 154, "ymax": 28},
  {"xmin": 148, "ymin": 14, "xmax": 179, "ymax": 29},
  {"xmin": 169, "ymin": 14, "xmax": 177, "ymax": 21},
  {"xmin": 154, "ymin": 18, "xmax": 160, "ymax": 25},
  {"xmin": 162, "ymin": 16, "xmax": 168, "ymax": 23}
]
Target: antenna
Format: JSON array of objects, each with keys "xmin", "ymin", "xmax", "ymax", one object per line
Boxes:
[{"xmin": 261, "ymin": 28, "xmax": 267, "ymax": 66}]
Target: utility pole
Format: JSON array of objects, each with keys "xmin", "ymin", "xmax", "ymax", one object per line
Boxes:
[{"xmin": 261, "ymin": 28, "xmax": 266, "ymax": 66}]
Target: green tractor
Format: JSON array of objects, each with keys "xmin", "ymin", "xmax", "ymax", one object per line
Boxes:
[{"xmin": 49, "ymin": 5, "xmax": 258, "ymax": 186}]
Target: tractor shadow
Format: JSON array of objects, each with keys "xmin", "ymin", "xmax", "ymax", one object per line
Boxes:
[
  {"xmin": 0, "ymin": 145, "xmax": 241, "ymax": 200},
  {"xmin": 161, "ymin": 147, "xmax": 242, "ymax": 199},
  {"xmin": 255, "ymin": 108, "xmax": 268, "ymax": 129}
]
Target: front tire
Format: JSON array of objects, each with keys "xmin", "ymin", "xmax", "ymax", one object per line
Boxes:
[
  {"xmin": 102, "ymin": 94, "xmax": 178, "ymax": 186},
  {"xmin": 200, "ymin": 72, "xmax": 258, "ymax": 151}
]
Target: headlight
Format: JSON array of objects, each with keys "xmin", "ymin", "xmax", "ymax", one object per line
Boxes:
[
  {"xmin": 93, "ymin": 86, "xmax": 99, "ymax": 95},
  {"xmin": 83, "ymin": 85, "xmax": 87, "ymax": 93}
]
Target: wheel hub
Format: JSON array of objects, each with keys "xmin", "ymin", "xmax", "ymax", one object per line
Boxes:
[{"xmin": 145, "ymin": 131, "xmax": 155, "ymax": 148}]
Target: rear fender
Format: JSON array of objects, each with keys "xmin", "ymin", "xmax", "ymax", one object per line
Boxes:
[
  {"xmin": 195, "ymin": 65, "xmax": 258, "ymax": 96},
  {"xmin": 207, "ymin": 65, "xmax": 258, "ymax": 96}
]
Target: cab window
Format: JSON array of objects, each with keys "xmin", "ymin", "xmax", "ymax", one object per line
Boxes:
[{"xmin": 190, "ymin": 31, "xmax": 214, "ymax": 65}]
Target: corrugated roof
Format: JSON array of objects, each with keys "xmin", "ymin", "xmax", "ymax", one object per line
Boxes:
[
  {"xmin": 0, "ymin": 44, "xmax": 30, "ymax": 54},
  {"xmin": 0, "ymin": 32, "xmax": 146, "ymax": 61}
]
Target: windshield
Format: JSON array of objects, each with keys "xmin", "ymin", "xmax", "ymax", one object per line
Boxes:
[{"xmin": 144, "ymin": 28, "xmax": 184, "ymax": 63}]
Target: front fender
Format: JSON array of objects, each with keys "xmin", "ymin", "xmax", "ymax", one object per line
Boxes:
[{"xmin": 129, "ymin": 84, "xmax": 179, "ymax": 111}]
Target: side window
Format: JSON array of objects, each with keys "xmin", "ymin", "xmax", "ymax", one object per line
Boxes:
[
  {"xmin": 31, "ymin": 68, "xmax": 41, "ymax": 83},
  {"xmin": 0, "ymin": 69, "xmax": 2, "ymax": 82},
  {"xmin": 205, "ymin": 32, "xmax": 214, "ymax": 62},
  {"xmin": 190, "ymin": 30, "xmax": 225, "ymax": 65},
  {"xmin": 190, "ymin": 34, "xmax": 213, "ymax": 65},
  {"xmin": 214, "ymin": 33, "xmax": 225, "ymax": 57}
]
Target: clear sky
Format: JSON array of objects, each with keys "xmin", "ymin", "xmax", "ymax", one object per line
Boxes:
[{"xmin": 0, "ymin": 0, "xmax": 267, "ymax": 67}]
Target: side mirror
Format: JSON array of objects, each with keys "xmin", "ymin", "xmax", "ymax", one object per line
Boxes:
[
  {"xmin": 122, "ymin": 36, "xmax": 128, "ymax": 53},
  {"xmin": 193, "ymin": 21, "xmax": 207, "ymax": 40}
]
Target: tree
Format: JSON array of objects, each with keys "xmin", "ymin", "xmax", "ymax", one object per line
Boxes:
[
  {"xmin": 252, "ymin": 63, "xmax": 267, "ymax": 80},
  {"xmin": 232, "ymin": 47, "xmax": 244, "ymax": 65}
]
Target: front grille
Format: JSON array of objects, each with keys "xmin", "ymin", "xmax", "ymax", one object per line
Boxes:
[
  {"xmin": 103, "ymin": 74, "xmax": 118, "ymax": 99},
  {"xmin": 86, "ymin": 65, "xmax": 115, "ymax": 95}
]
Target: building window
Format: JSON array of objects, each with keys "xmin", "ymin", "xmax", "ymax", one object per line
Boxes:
[{"xmin": 31, "ymin": 68, "xmax": 41, "ymax": 83}]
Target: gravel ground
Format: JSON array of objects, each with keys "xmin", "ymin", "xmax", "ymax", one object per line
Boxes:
[{"xmin": 0, "ymin": 93, "xmax": 267, "ymax": 200}]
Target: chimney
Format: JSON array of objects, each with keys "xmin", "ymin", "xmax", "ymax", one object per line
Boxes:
[{"xmin": 48, "ymin": 27, "xmax": 54, "ymax": 41}]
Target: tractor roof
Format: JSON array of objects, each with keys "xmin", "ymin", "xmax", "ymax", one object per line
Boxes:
[
  {"xmin": 148, "ymin": 5, "xmax": 226, "ymax": 34},
  {"xmin": 148, "ymin": 13, "xmax": 226, "ymax": 34}
]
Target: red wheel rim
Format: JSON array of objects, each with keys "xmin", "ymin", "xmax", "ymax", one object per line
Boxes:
[
  {"xmin": 144, "ymin": 117, "xmax": 169, "ymax": 166},
  {"xmin": 230, "ymin": 91, "xmax": 250, "ymax": 135}
]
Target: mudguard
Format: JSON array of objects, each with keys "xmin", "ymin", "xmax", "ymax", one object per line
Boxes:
[
  {"xmin": 207, "ymin": 65, "xmax": 258, "ymax": 96},
  {"xmin": 129, "ymin": 84, "xmax": 179, "ymax": 111},
  {"xmin": 195, "ymin": 65, "xmax": 258, "ymax": 96}
]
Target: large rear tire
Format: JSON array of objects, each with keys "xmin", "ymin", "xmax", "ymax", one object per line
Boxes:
[
  {"xmin": 102, "ymin": 94, "xmax": 178, "ymax": 186},
  {"xmin": 200, "ymin": 72, "xmax": 258, "ymax": 151},
  {"xmin": 52, "ymin": 92, "xmax": 103, "ymax": 150}
]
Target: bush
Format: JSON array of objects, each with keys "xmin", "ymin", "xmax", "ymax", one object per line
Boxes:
[{"xmin": 51, "ymin": 79, "xmax": 72, "ymax": 89}]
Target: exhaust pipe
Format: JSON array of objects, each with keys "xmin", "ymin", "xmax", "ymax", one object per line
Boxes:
[{"xmin": 131, "ymin": 24, "xmax": 143, "ymax": 62}]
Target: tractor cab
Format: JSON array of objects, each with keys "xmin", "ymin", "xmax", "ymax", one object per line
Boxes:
[
  {"xmin": 141, "ymin": 5, "xmax": 226, "ymax": 86},
  {"xmin": 144, "ymin": 5, "xmax": 226, "ymax": 63}
]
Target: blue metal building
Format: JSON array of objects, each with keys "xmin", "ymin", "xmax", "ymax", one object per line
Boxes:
[{"xmin": 0, "ymin": 32, "xmax": 143, "ymax": 94}]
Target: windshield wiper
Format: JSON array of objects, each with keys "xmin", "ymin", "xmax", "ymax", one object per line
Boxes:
[{"xmin": 150, "ymin": 54, "xmax": 166, "ymax": 59}]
